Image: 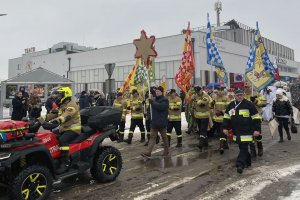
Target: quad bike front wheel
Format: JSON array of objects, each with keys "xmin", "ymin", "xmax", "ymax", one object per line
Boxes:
[
  {"xmin": 11, "ymin": 165, "xmax": 53, "ymax": 200},
  {"xmin": 91, "ymin": 146, "xmax": 122, "ymax": 183}
]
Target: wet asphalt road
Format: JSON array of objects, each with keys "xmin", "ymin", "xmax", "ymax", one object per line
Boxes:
[{"xmin": 1, "ymin": 120, "xmax": 300, "ymax": 200}]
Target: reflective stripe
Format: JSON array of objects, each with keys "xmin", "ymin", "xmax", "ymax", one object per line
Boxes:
[
  {"xmin": 239, "ymin": 109, "xmax": 250, "ymax": 117},
  {"xmin": 213, "ymin": 116, "xmax": 224, "ymax": 122},
  {"xmin": 166, "ymin": 132, "xmax": 171, "ymax": 136},
  {"xmin": 224, "ymin": 113, "xmax": 231, "ymax": 119},
  {"xmin": 251, "ymin": 114, "xmax": 262, "ymax": 120},
  {"xmin": 194, "ymin": 111, "xmax": 210, "ymax": 118},
  {"xmin": 60, "ymin": 146, "xmax": 70, "ymax": 151},
  {"xmin": 129, "ymin": 131, "xmax": 134, "ymax": 134},
  {"xmin": 119, "ymin": 132, "xmax": 124, "ymax": 135},
  {"xmin": 177, "ymin": 135, "xmax": 182, "ymax": 138},
  {"xmin": 199, "ymin": 135, "xmax": 207, "ymax": 139},
  {"xmin": 220, "ymin": 138, "xmax": 227, "ymax": 141},
  {"xmin": 216, "ymin": 102, "xmax": 226, "ymax": 105},
  {"xmin": 169, "ymin": 115, "xmax": 181, "ymax": 120},
  {"xmin": 233, "ymin": 135, "xmax": 253, "ymax": 142},
  {"xmin": 132, "ymin": 114, "xmax": 143, "ymax": 118}
]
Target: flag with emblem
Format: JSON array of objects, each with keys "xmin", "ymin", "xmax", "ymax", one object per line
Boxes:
[
  {"xmin": 148, "ymin": 57, "xmax": 156, "ymax": 83},
  {"xmin": 175, "ymin": 22, "xmax": 195, "ymax": 93},
  {"xmin": 134, "ymin": 59, "xmax": 147, "ymax": 85},
  {"xmin": 206, "ymin": 14, "xmax": 228, "ymax": 84},
  {"xmin": 245, "ymin": 22, "xmax": 276, "ymax": 91},
  {"xmin": 120, "ymin": 64, "xmax": 136, "ymax": 93}
]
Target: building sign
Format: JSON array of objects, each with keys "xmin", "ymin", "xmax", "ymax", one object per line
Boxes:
[
  {"xmin": 276, "ymin": 57, "xmax": 287, "ymax": 65},
  {"xmin": 24, "ymin": 47, "xmax": 35, "ymax": 54}
]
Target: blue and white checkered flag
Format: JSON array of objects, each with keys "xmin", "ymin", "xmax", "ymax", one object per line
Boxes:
[
  {"xmin": 246, "ymin": 44, "xmax": 255, "ymax": 68},
  {"xmin": 206, "ymin": 14, "xmax": 228, "ymax": 84}
]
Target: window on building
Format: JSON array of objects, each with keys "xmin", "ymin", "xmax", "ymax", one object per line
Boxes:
[{"xmin": 17, "ymin": 64, "xmax": 21, "ymax": 70}]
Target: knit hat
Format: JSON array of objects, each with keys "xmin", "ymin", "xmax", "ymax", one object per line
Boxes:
[{"xmin": 276, "ymin": 90, "xmax": 283, "ymax": 95}]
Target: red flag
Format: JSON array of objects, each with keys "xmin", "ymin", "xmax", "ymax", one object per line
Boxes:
[
  {"xmin": 274, "ymin": 60, "xmax": 280, "ymax": 80},
  {"xmin": 175, "ymin": 22, "xmax": 195, "ymax": 93}
]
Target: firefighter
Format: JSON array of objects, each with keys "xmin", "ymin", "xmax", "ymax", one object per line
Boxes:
[
  {"xmin": 212, "ymin": 86, "xmax": 230, "ymax": 154},
  {"xmin": 167, "ymin": 89, "xmax": 183, "ymax": 148},
  {"xmin": 124, "ymin": 89, "xmax": 145, "ymax": 144},
  {"xmin": 222, "ymin": 88, "xmax": 262, "ymax": 174},
  {"xmin": 191, "ymin": 86, "xmax": 212, "ymax": 150},
  {"xmin": 245, "ymin": 85, "xmax": 266, "ymax": 157},
  {"xmin": 40, "ymin": 87, "xmax": 81, "ymax": 174},
  {"xmin": 185, "ymin": 86, "xmax": 197, "ymax": 135},
  {"xmin": 113, "ymin": 92, "xmax": 127, "ymax": 143}
]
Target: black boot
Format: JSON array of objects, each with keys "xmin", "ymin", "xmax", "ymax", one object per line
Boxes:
[
  {"xmin": 117, "ymin": 134, "xmax": 124, "ymax": 143},
  {"xmin": 250, "ymin": 143, "xmax": 257, "ymax": 158},
  {"xmin": 287, "ymin": 131, "xmax": 291, "ymax": 141},
  {"xmin": 167, "ymin": 135, "xmax": 171, "ymax": 147},
  {"xmin": 124, "ymin": 133, "xmax": 133, "ymax": 144},
  {"xmin": 56, "ymin": 154, "xmax": 70, "ymax": 175},
  {"xmin": 140, "ymin": 133, "xmax": 145, "ymax": 143},
  {"xmin": 219, "ymin": 141, "xmax": 224, "ymax": 155},
  {"xmin": 279, "ymin": 130, "xmax": 284, "ymax": 143},
  {"xmin": 176, "ymin": 137, "xmax": 182, "ymax": 148},
  {"xmin": 198, "ymin": 136, "xmax": 207, "ymax": 151},
  {"xmin": 144, "ymin": 134, "xmax": 151, "ymax": 146},
  {"xmin": 257, "ymin": 142, "xmax": 263, "ymax": 157},
  {"xmin": 156, "ymin": 135, "xmax": 160, "ymax": 144}
]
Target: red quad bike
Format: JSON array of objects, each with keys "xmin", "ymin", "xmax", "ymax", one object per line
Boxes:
[{"xmin": 0, "ymin": 106, "xmax": 122, "ymax": 200}]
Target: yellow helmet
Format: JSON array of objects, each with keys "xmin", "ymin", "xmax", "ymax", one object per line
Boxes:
[{"xmin": 55, "ymin": 87, "xmax": 73, "ymax": 104}]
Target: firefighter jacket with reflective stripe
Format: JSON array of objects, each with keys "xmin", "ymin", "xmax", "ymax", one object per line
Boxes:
[
  {"xmin": 113, "ymin": 99, "xmax": 127, "ymax": 121},
  {"xmin": 131, "ymin": 95, "xmax": 144, "ymax": 119},
  {"xmin": 212, "ymin": 95, "xmax": 229, "ymax": 122},
  {"xmin": 222, "ymin": 99, "xmax": 261, "ymax": 143},
  {"xmin": 42, "ymin": 100, "xmax": 81, "ymax": 134},
  {"xmin": 168, "ymin": 96, "xmax": 182, "ymax": 121},
  {"xmin": 192, "ymin": 92, "xmax": 211, "ymax": 119}
]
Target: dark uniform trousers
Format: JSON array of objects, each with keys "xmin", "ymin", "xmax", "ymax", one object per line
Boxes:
[
  {"xmin": 196, "ymin": 118, "xmax": 209, "ymax": 137},
  {"xmin": 117, "ymin": 121, "xmax": 126, "ymax": 135},
  {"xmin": 129, "ymin": 119, "xmax": 145, "ymax": 134},
  {"xmin": 236, "ymin": 142, "xmax": 251, "ymax": 168},
  {"xmin": 166, "ymin": 121, "xmax": 182, "ymax": 145}
]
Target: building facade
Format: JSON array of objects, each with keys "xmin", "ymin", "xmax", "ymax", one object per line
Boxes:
[{"xmin": 8, "ymin": 20, "xmax": 300, "ymax": 94}]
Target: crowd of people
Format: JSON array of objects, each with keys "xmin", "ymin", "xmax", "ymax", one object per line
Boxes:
[{"xmin": 10, "ymin": 82, "xmax": 296, "ymax": 174}]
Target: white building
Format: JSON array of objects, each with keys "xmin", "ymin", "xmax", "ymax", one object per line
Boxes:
[{"xmin": 8, "ymin": 19, "xmax": 300, "ymax": 94}]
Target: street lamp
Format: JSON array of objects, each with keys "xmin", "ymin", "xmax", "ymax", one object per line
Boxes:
[{"xmin": 67, "ymin": 57, "xmax": 71, "ymax": 79}]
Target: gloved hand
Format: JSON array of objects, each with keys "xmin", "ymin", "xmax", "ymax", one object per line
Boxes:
[
  {"xmin": 211, "ymin": 100, "xmax": 215, "ymax": 106},
  {"xmin": 253, "ymin": 131, "xmax": 261, "ymax": 136},
  {"xmin": 50, "ymin": 119, "xmax": 60, "ymax": 125},
  {"xmin": 173, "ymin": 108, "xmax": 180, "ymax": 111},
  {"xmin": 250, "ymin": 96, "xmax": 257, "ymax": 102}
]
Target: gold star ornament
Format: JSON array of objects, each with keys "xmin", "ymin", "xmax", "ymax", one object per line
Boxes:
[{"xmin": 133, "ymin": 30, "xmax": 157, "ymax": 67}]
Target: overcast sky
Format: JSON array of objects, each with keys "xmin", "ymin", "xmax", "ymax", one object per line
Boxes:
[{"xmin": 0, "ymin": 0, "xmax": 299, "ymax": 80}]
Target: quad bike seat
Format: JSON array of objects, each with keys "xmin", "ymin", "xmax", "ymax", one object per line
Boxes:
[{"xmin": 70, "ymin": 126, "xmax": 95, "ymax": 144}]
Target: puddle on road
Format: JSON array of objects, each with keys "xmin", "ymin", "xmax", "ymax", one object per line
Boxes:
[{"xmin": 141, "ymin": 149, "xmax": 219, "ymax": 169}]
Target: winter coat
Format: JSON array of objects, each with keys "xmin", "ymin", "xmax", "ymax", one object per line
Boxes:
[
  {"xmin": 28, "ymin": 94, "xmax": 42, "ymax": 119},
  {"xmin": 150, "ymin": 95, "xmax": 169, "ymax": 129},
  {"xmin": 272, "ymin": 96, "xmax": 293, "ymax": 118},
  {"xmin": 11, "ymin": 96, "xmax": 25, "ymax": 120},
  {"xmin": 79, "ymin": 95, "xmax": 90, "ymax": 110}
]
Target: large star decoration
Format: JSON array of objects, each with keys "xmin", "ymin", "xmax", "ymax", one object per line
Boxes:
[{"xmin": 133, "ymin": 30, "xmax": 157, "ymax": 67}]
